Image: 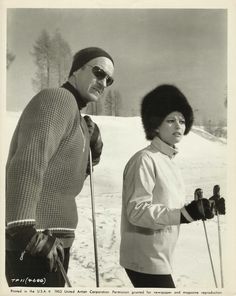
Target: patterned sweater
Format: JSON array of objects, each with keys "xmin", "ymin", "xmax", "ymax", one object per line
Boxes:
[{"xmin": 6, "ymin": 86, "xmax": 90, "ymax": 248}]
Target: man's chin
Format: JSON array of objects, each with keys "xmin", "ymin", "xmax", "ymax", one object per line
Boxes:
[{"xmin": 87, "ymin": 93, "xmax": 101, "ymax": 102}]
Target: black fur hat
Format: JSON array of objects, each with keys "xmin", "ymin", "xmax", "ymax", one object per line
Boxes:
[{"xmin": 141, "ymin": 84, "xmax": 194, "ymax": 140}]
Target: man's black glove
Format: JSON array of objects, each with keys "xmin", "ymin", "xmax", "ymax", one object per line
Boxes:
[
  {"xmin": 181, "ymin": 199, "xmax": 214, "ymax": 223},
  {"xmin": 25, "ymin": 229, "xmax": 64, "ymax": 272},
  {"xmin": 7, "ymin": 227, "xmax": 64, "ymax": 272},
  {"xmin": 84, "ymin": 115, "xmax": 103, "ymax": 173}
]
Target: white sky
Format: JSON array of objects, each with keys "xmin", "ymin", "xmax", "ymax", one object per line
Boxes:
[{"xmin": 6, "ymin": 8, "xmax": 227, "ymax": 123}]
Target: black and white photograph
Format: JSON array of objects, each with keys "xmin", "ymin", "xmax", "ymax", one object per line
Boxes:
[{"xmin": 1, "ymin": 0, "xmax": 236, "ymax": 295}]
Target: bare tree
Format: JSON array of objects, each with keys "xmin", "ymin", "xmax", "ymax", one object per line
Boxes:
[
  {"xmin": 7, "ymin": 47, "xmax": 15, "ymax": 69},
  {"xmin": 104, "ymin": 89, "xmax": 113, "ymax": 115},
  {"xmin": 113, "ymin": 89, "xmax": 122, "ymax": 116},
  {"xmin": 31, "ymin": 30, "xmax": 52, "ymax": 91},
  {"xmin": 31, "ymin": 29, "xmax": 72, "ymax": 92},
  {"xmin": 104, "ymin": 89, "xmax": 123, "ymax": 116},
  {"xmin": 86, "ymin": 102, "xmax": 98, "ymax": 115},
  {"xmin": 224, "ymin": 86, "xmax": 227, "ymax": 108},
  {"xmin": 50, "ymin": 29, "xmax": 72, "ymax": 86}
]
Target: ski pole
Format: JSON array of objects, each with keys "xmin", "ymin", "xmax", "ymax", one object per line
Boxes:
[
  {"xmin": 213, "ymin": 185, "xmax": 224, "ymax": 288},
  {"xmin": 195, "ymin": 189, "xmax": 218, "ymax": 288},
  {"xmin": 217, "ymin": 212, "xmax": 223, "ymax": 288},
  {"xmin": 57, "ymin": 259, "xmax": 72, "ymax": 287},
  {"xmin": 89, "ymin": 150, "xmax": 100, "ymax": 287}
]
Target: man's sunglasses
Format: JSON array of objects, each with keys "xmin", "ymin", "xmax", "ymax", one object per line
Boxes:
[{"xmin": 87, "ymin": 65, "xmax": 114, "ymax": 87}]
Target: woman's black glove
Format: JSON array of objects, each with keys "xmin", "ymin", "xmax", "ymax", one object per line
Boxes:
[
  {"xmin": 181, "ymin": 198, "xmax": 215, "ymax": 223},
  {"xmin": 209, "ymin": 185, "xmax": 226, "ymax": 215},
  {"xmin": 84, "ymin": 115, "xmax": 103, "ymax": 173},
  {"xmin": 185, "ymin": 199, "xmax": 214, "ymax": 221},
  {"xmin": 209, "ymin": 197, "xmax": 226, "ymax": 215},
  {"xmin": 214, "ymin": 197, "xmax": 225, "ymax": 215},
  {"xmin": 209, "ymin": 185, "xmax": 225, "ymax": 215}
]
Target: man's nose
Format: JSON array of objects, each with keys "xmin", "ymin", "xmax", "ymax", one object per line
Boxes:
[{"xmin": 97, "ymin": 77, "xmax": 107, "ymax": 88}]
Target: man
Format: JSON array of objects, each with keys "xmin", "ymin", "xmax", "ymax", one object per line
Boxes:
[{"xmin": 5, "ymin": 47, "xmax": 115, "ymax": 287}]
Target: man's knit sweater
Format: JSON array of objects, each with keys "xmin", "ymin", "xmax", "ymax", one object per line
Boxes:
[{"xmin": 6, "ymin": 86, "xmax": 90, "ymax": 248}]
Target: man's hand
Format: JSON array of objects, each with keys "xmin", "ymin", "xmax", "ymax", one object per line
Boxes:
[{"xmin": 25, "ymin": 230, "xmax": 64, "ymax": 272}]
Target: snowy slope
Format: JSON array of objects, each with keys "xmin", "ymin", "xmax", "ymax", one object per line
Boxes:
[{"xmin": 4, "ymin": 113, "xmax": 227, "ymax": 289}]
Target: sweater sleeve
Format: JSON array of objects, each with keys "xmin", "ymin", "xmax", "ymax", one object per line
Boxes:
[
  {"xmin": 6, "ymin": 88, "xmax": 78, "ymax": 229},
  {"xmin": 123, "ymin": 153, "xmax": 181, "ymax": 230}
]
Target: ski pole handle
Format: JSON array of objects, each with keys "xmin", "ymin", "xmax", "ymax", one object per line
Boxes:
[
  {"xmin": 212, "ymin": 185, "xmax": 220, "ymax": 213},
  {"xmin": 209, "ymin": 185, "xmax": 221, "ymax": 214},
  {"xmin": 194, "ymin": 188, "xmax": 206, "ymax": 219},
  {"xmin": 194, "ymin": 188, "xmax": 203, "ymax": 201},
  {"xmin": 213, "ymin": 184, "xmax": 220, "ymax": 197}
]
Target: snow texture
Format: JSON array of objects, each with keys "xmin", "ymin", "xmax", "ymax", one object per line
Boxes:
[{"xmin": 5, "ymin": 112, "xmax": 227, "ymax": 289}]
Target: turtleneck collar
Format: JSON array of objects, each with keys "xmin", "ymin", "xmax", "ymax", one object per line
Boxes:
[
  {"xmin": 150, "ymin": 136, "xmax": 178, "ymax": 159},
  {"xmin": 61, "ymin": 81, "xmax": 87, "ymax": 110}
]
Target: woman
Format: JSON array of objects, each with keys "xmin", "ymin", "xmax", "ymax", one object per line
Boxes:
[{"xmin": 119, "ymin": 84, "xmax": 216, "ymax": 288}]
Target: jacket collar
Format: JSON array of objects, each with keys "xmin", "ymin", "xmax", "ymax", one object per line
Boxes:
[
  {"xmin": 150, "ymin": 136, "xmax": 178, "ymax": 159},
  {"xmin": 61, "ymin": 81, "xmax": 87, "ymax": 110}
]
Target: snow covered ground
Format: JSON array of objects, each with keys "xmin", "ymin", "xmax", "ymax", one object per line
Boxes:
[{"xmin": 4, "ymin": 112, "xmax": 228, "ymax": 289}]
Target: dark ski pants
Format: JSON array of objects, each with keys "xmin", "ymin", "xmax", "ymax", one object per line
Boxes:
[
  {"xmin": 6, "ymin": 248, "xmax": 70, "ymax": 287},
  {"xmin": 125, "ymin": 268, "xmax": 175, "ymax": 288}
]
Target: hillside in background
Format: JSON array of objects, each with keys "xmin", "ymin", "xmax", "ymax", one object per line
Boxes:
[{"xmin": 3, "ymin": 113, "xmax": 227, "ymax": 289}]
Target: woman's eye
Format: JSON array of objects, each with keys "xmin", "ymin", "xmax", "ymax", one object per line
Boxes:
[{"xmin": 180, "ymin": 120, "xmax": 185, "ymax": 124}]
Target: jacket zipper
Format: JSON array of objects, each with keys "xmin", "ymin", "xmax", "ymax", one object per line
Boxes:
[{"xmin": 19, "ymin": 250, "xmax": 26, "ymax": 261}]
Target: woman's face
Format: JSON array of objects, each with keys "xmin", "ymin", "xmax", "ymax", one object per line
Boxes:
[{"xmin": 156, "ymin": 111, "xmax": 186, "ymax": 146}]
